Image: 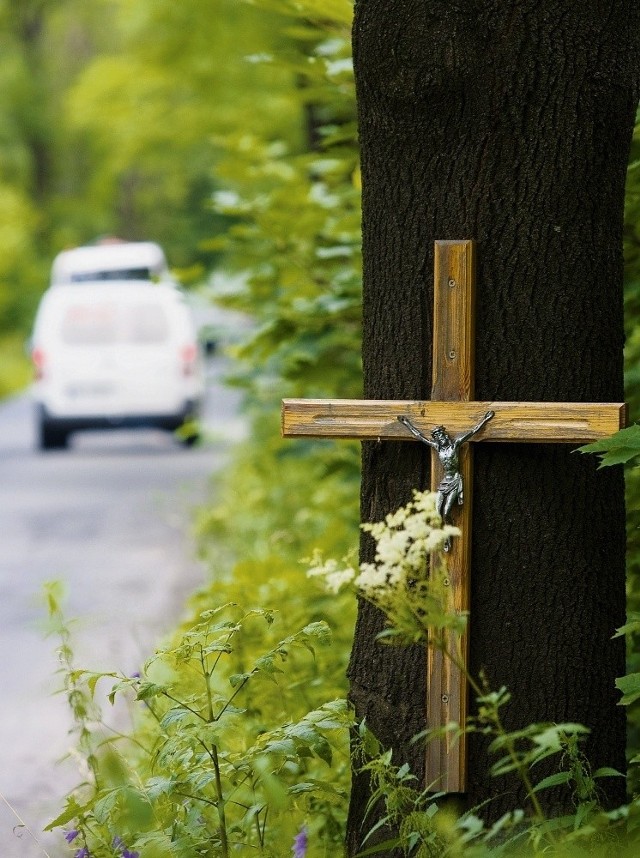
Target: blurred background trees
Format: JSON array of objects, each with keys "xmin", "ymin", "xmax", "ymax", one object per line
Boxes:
[{"xmin": 0, "ymin": 0, "xmax": 312, "ymax": 391}]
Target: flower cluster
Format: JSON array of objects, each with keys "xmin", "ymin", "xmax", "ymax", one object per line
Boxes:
[
  {"xmin": 292, "ymin": 824, "xmax": 308, "ymax": 857},
  {"xmin": 306, "ymin": 551, "xmax": 357, "ymax": 594},
  {"xmin": 357, "ymin": 490, "xmax": 457, "ymax": 601},
  {"xmin": 307, "ymin": 490, "xmax": 465, "ymax": 647},
  {"xmin": 63, "ymin": 831, "xmax": 138, "ymax": 858},
  {"xmin": 113, "ymin": 835, "xmax": 139, "ymax": 858}
]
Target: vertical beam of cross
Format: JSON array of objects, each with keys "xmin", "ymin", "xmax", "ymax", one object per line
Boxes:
[{"xmin": 426, "ymin": 240, "xmax": 475, "ymax": 792}]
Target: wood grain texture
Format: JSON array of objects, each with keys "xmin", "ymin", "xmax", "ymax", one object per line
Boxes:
[
  {"xmin": 282, "ymin": 400, "xmax": 627, "ymax": 443},
  {"xmin": 427, "ymin": 240, "xmax": 475, "ymax": 791},
  {"xmin": 432, "ymin": 240, "xmax": 476, "ymax": 402}
]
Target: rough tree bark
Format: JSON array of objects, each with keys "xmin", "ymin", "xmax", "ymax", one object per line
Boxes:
[{"xmin": 347, "ymin": 1, "xmax": 640, "ymax": 852}]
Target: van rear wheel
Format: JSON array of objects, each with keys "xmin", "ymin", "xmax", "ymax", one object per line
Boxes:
[{"xmin": 39, "ymin": 420, "xmax": 69, "ymax": 450}]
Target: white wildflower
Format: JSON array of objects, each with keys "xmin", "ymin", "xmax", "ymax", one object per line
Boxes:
[
  {"xmin": 385, "ymin": 506, "xmax": 409, "ymax": 528},
  {"xmin": 403, "ymin": 515, "xmax": 431, "ymax": 541},
  {"xmin": 362, "ymin": 520, "xmax": 386, "ymax": 540},
  {"xmin": 375, "ymin": 529, "xmax": 411, "ymax": 566},
  {"xmin": 405, "ymin": 540, "xmax": 429, "ymax": 571},
  {"xmin": 306, "ymin": 550, "xmax": 356, "ymax": 593},
  {"xmin": 307, "ymin": 490, "xmax": 459, "ymax": 639},
  {"xmin": 306, "ymin": 554, "xmax": 339, "ymax": 578},
  {"xmin": 412, "ymin": 490, "xmax": 440, "ymax": 519},
  {"xmin": 354, "ymin": 563, "xmax": 390, "ymax": 595},
  {"xmin": 324, "ymin": 567, "xmax": 356, "ymax": 594}
]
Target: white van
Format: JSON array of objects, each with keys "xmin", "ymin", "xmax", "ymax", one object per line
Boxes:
[
  {"xmin": 31, "ymin": 280, "xmax": 204, "ymax": 449},
  {"xmin": 50, "ymin": 241, "xmax": 170, "ymax": 286}
]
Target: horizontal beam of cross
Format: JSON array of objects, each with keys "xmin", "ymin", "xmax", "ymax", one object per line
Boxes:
[{"xmin": 282, "ymin": 400, "xmax": 626, "ymax": 444}]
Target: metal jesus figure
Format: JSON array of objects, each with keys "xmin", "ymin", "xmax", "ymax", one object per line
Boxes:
[{"xmin": 398, "ymin": 410, "xmax": 495, "ymax": 550}]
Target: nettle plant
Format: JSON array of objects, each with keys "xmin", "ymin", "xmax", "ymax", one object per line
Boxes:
[{"xmin": 45, "ymin": 588, "xmax": 350, "ymax": 858}]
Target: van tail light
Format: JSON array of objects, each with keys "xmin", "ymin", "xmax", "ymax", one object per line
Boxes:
[
  {"xmin": 32, "ymin": 347, "xmax": 46, "ymax": 380},
  {"xmin": 180, "ymin": 343, "xmax": 198, "ymax": 377}
]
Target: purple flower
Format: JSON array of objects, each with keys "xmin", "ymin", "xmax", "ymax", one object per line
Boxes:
[
  {"xmin": 122, "ymin": 851, "xmax": 139, "ymax": 858},
  {"xmin": 64, "ymin": 829, "xmax": 79, "ymax": 843},
  {"xmin": 292, "ymin": 825, "xmax": 308, "ymax": 858},
  {"xmin": 74, "ymin": 848, "xmax": 90, "ymax": 858},
  {"xmin": 112, "ymin": 836, "xmax": 125, "ymax": 850}
]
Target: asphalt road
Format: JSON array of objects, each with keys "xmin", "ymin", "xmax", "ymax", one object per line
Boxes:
[{"xmin": 0, "ymin": 355, "xmax": 245, "ymax": 857}]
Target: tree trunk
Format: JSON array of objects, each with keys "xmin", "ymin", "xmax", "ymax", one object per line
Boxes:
[{"xmin": 347, "ymin": 1, "xmax": 640, "ymax": 851}]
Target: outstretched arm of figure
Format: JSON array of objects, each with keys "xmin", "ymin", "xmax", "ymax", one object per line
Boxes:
[
  {"xmin": 397, "ymin": 415, "xmax": 438, "ymax": 448},
  {"xmin": 454, "ymin": 410, "xmax": 495, "ymax": 448}
]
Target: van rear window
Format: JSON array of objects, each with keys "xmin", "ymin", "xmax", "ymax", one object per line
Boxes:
[
  {"xmin": 61, "ymin": 302, "xmax": 169, "ymax": 345},
  {"xmin": 69, "ymin": 268, "xmax": 153, "ymax": 282}
]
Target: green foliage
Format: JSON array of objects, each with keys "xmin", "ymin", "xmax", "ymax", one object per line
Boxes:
[
  {"xmin": 210, "ymin": 137, "xmax": 362, "ymax": 399},
  {"xmin": 191, "ymin": 0, "xmax": 362, "ymax": 802},
  {"xmin": 353, "ymin": 708, "xmax": 637, "ymax": 858},
  {"xmin": 305, "ymin": 501, "xmax": 640, "ymax": 858},
  {"xmin": 580, "ymin": 425, "xmax": 640, "ymax": 468},
  {"xmin": 190, "ymin": 0, "xmax": 362, "ymax": 701},
  {"xmin": 0, "ymin": 332, "xmax": 32, "ymax": 398},
  {"xmin": 46, "ymin": 590, "xmax": 352, "ymax": 857},
  {"xmin": 0, "ymin": 0, "xmax": 120, "ymax": 338},
  {"xmin": 56, "ymin": 0, "xmax": 317, "ymax": 278},
  {"xmin": 207, "ymin": 19, "xmax": 360, "ymax": 400},
  {"xmin": 625, "ymin": 112, "xmax": 640, "ymax": 418}
]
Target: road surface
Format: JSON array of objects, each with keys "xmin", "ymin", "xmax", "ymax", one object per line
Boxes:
[{"xmin": 0, "ymin": 354, "xmax": 245, "ymax": 857}]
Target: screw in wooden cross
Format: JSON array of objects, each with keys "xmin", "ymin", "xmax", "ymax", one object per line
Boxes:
[{"xmin": 281, "ymin": 239, "xmax": 626, "ymax": 793}]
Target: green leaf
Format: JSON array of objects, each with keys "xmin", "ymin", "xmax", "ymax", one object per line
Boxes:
[
  {"xmin": 354, "ymin": 837, "xmax": 403, "ymax": 856},
  {"xmin": 229, "ymin": 672, "xmax": 251, "ymax": 687},
  {"xmin": 616, "ymin": 672, "xmax": 640, "ymax": 705},
  {"xmin": 578, "ymin": 425, "xmax": 640, "ymax": 467},
  {"xmin": 44, "ymin": 795, "xmax": 88, "ymax": 831},
  {"xmin": 145, "ymin": 776, "xmax": 177, "ymax": 800},
  {"xmin": 199, "ymin": 603, "xmax": 239, "ymax": 620},
  {"xmin": 592, "ymin": 767, "xmax": 625, "ymax": 779},
  {"xmin": 358, "ymin": 720, "xmax": 381, "ymax": 758},
  {"xmin": 86, "ymin": 671, "xmax": 116, "ymax": 697},
  {"xmin": 579, "ymin": 424, "xmax": 640, "ymax": 453},
  {"xmin": 288, "ymin": 779, "xmax": 345, "ymax": 797},
  {"xmin": 135, "ymin": 681, "xmax": 166, "ymax": 702},
  {"xmin": 531, "ymin": 771, "xmax": 572, "ymax": 793},
  {"xmin": 572, "ymin": 801, "xmax": 591, "ymax": 828},
  {"xmin": 262, "ymin": 737, "xmax": 298, "ymax": 757},
  {"xmin": 190, "ymin": 770, "xmax": 218, "ymax": 792},
  {"xmin": 596, "ymin": 448, "xmax": 640, "ymax": 467},
  {"xmin": 160, "ymin": 707, "xmax": 195, "ymax": 729},
  {"xmin": 201, "ymin": 642, "xmax": 233, "ymax": 656},
  {"xmin": 613, "ymin": 612, "xmax": 640, "ymax": 638},
  {"xmin": 484, "ymin": 809, "xmax": 525, "ymax": 842},
  {"xmin": 93, "ymin": 789, "xmax": 119, "ymax": 823},
  {"xmin": 302, "ymin": 619, "xmax": 332, "ymax": 637}
]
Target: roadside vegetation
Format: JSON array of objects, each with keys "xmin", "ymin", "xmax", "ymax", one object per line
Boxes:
[{"xmin": 3, "ymin": 0, "xmax": 640, "ymax": 854}]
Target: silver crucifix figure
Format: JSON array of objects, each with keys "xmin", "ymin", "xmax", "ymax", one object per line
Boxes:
[{"xmin": 397, "ymin": 410, "xmax": 495, "ymax": 550}]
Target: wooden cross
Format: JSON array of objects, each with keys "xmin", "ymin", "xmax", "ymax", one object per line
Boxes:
[{"xmin": 281, "ymin": 240, "xmax": 626, "ymax": 792}]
